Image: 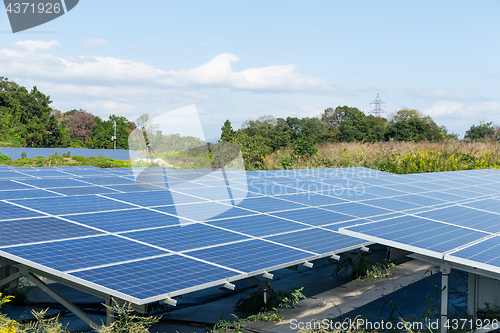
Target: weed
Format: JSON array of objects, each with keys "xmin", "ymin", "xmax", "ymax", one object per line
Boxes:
[{"xmin": 235, "ymin": 287, "xmax": 306, "ymax": 313}]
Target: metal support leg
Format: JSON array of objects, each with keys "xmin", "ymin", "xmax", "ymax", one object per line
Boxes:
[
  {"xmin": 440, "ymin": 263, "xmax": 451, "ymax": 333},
  {"xmin": 0, "ymin": 271, "xmax": 22, "ymax": 289},
  {"xmin": 26, "ymin": 273, "xmax": 101, "ymax": 329},
  {"xmin": 248, "ymin": 276, "xmax": 272, "ymax": 305},
  {"xmin": 105, "ymin": 297, "xmax": 114, "ymax": 326}
]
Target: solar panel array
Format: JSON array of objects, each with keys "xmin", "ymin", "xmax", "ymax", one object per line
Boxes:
[
  {"xmin": 0, "ymin": 148, "xmax": 144, "ymax": 160},
  {"xmin": 3, "ymin": 165, "xmax": 500, "ymax": 305},
  {"xmin": 337, "ymin": 168, "xmax": 500, "ymax": 276},
  {"xmin": 0, "ymin": 165, "xmax": 377, "ymax": 305}
]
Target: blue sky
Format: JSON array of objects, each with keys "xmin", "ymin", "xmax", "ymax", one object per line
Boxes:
[{"xmin": 0, "ymin": 0, "xmax": 498, "ymax": 139}]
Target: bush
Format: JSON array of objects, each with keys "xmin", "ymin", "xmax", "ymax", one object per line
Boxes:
[
  {"xmin": 0, "ymin": 154, "xmax": 12, "ymax": 163},
  {"xmin": 293, "ymin": 139, "xmax": 317, "ymax": 157}
]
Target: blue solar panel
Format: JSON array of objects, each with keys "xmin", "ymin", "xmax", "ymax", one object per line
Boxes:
[
  {"xmin": 342, "ymin": 215, "xmax": 489, "ymax": 255},
  {"xmin": 51, "ymin": 186, "xmax": 120, "ymax": 196},
  {"xmin": 67, "ymin": 209, "xmax": 184, "ymax": 232},
  {"xmin": 265, "ymin": 229, "xmax": 364, "ymax": 254},
  {"xmin": 416, "ymin": 206, "xmax": 500, "ymax": 233},
  {"xmin": 418, "ymin": 191, "xmax": 467, "ymax": 202},
  {"xmin": 461, "ymin": 198, "xmax": 500, "ymax": 215},
  {"xmin": 11, "ymin": 165, "xmax": 500, "ymax": 306},
  {"xmin": 0, "ymin": 171, "xmax": 30, "ymax": 179},
  {"xmin": 0, "ymin": 217, "xmax": 103, "ymax": 247},
  {"xmin": 233, "ymin": 196, "xmax": 307, "ymax": 213},
  {"xmin": 0, "ymin": 189, "xmax": 61, "ymax": 200},
  {"xmin": 448, "ymin": 236, "xmax": 500, "ymax": 266},
  {"xmin": 390, "ymin": 194, "xmax": 448, "ymax": 206},
  {"xmin": 172, "ymin": 187, "xmax": 236, "ymax": 201},
  {"xmin": 320, "ymin": 202, "xmax": 392, "ymax": 218},
  {"xmin": 73, "ymin": 176, "xmax": 136, "ymax": 186},
  {"xmin": 381, "ymin": 184, "xmax": 428, "ymax": 194},
  {"xmin": 188, "ymin": 239, "xmax": 312, "ymax": 273},
  {"xmin": 0, "ymin": 181, "xmax": 34, "ymax": 190},
  {"xmin": 270, "ymin": 208, "xmax": 352, "ymax": 226},
  {"xmin": 105, "ymin": 184, "xmax": 161, "ymax": 193},
  {"xmin": 16, "ymin": 170, "xmax": 70, "ymax": 177},
  {"xmin": 2, "ymin": 235, "xmax": 166, "ymax": 271},
  {"xmin": 441, "ymin": 188, "xmax": 484, "ymax": 199},
  {"xmin": 359, "ymin": 198, "xmax": 423, "ymax": 211},
  {"xmin": 207, "ymin": 215, "xmax": 306, "ymax": 237},
  {"xmin": 69, "ymin": 255, "xmax": 237, "ymax": 300},
  {"xmin": 125, "ymin": 224, "xmax": 251, "ymax": 252},
  {"xmin": 13, "ymin": 196, "xmax": 136, "ymax": 215},
  {"xmin": 154, "ymin": 201, "xmax": 253, "ymax": 222},
  {"xmin": 15, "ymin": 178, "xmax": 89, "ymax": 188},
  {"xmin": 0, "ymin": 202, "xmax": 45, "ymax": 220},
  {"xmin": 102, "ymin": 191, "xmax": 186, "ymax": 207},
  {"xmin": 273, "ymin": 193, "xmax": 347, "ymax": 206}
]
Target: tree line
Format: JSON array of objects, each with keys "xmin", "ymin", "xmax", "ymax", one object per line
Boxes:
[
  {"xmin": 220, "ymin": 106, "xmax": 500, "ymax": 165},
  {"xmin": 0, "ymin": 77, "xmax": 135, "ymax": 149}
]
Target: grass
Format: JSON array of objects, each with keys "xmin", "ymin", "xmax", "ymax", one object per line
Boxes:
[
  {"xmin": 0, "ymin": 154, "xmax": 131, "ymax": 168},
  {"xmin": 263, "ymin": 140, "xmax": 500, "ymax": 173}
]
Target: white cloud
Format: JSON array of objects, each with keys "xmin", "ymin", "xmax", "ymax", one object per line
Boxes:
[
  {"xmin": 81, "ymin": 38, "xmax": 108, "ymax": 47},
  {"xmin": 125, "ymin": 44, "xmax": 137, "ymax": 50},
  {"xmin": 15, "ymin": 40, "xmax": 58, "ymax": 52}
]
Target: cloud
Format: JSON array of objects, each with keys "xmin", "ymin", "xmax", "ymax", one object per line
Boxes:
[
  {"xmin": 177, "ymin": 53, "xmax": 331, "ymax": 92},
  {"xmin": 0, "ymin": 40, "xmax": 346, "ymax": 138},
  {"xmin": 125, "ymin": 44, "xmax": 137, "ymax": 50},
  {"xmin": 81, "ymin": 38, "xmax": 108, "ymax": 47},
  {"xmin": 15, "ymin": 40, "xmax": 58, "ymax": 52}
]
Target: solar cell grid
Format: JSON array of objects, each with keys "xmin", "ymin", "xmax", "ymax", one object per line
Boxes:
[
  {"xmin": 66, "ymin": 208, "xmax": 185, "ymax": 232},
  {"xmin": 12, "ymin": 196, "xmax": 136, "ymax": 215},
  {"xmin": 69, "ymin": 254, "xmax": 238, "ymax": 301},
  {"xmin": 10, "ymin": 165, "xmax": 500, "ymax": 307},
  {"xmin": 264, "ymin": 228, "xmax": 364, "ymax": 255},
  {"xmin": 2, "ymin": 235, "xmax": 167, "ymax": 271},
  {"xmin": 206, "ymin": 214, "xmax": 306, "ymax": 237},
  {"xmin": 187, "ymin": 239, "xmax": 312, "ymax": 273},
  {"xmin": 124, "ymin": 223, "xmax": 251, "ymax": 252},
  {"xmin": 0, "ymin": 217, "xmax": 103, "ymax": 247}
]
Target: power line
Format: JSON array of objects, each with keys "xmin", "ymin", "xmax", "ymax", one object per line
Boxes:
[{"xmin": 369, "ymin": 93, "xmax": 386, "ymax": 117}]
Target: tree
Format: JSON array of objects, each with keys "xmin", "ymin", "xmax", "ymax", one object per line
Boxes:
[
  {"xmin": 385, "ymin": 109, "xmax": 443, "ymax": 142},
  {"xmin": 64, "ymin": 109, "xmax": 96, "ymax": 143},
  {"xmin": 220, "ymin": 120, "xmax": 235, "ymax": 142},
  {"xmin": 321, "ymin": 106, "xmax": 361, "ymax": 127},
  {"xmin": 464, "ymin": 122, "xmax": 494, "ymax": 140}
]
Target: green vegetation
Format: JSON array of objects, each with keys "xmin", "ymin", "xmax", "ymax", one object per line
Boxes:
[
  {"xmin": 0, "ymin": 154, "xmax": 130, "ymax": 168},
  {"xmin": 235, "ymin": 287, "xmax": 307, "ymax": 313},
  {"xmin": 210, "ymin": 310, "xmax": 283, "ymax": 333},
  {"xmin": 0, "ymin": 77, "xmax": 135, "ymax": 149}
]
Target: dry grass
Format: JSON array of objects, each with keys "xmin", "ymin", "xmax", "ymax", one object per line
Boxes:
[{"xmin": 264, "ymin": 140, "xmax": 500, "ymax": 172}]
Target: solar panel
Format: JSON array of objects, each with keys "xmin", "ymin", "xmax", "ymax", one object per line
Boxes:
[
  {"xmin": 66, "ymin": 209, "xmax": 186, "ymax": 232},
  {"xmin": 264, "ymin": 228, "xmax": 363, "ymax": 254},
  {"xmin": 13, "ymin": 196, "xmax": 136, "ymax": 215},
  {"xmin": 0, "ymin": 217, "xmax": 103, "ymax": 247},
  {"xmin": 340, "ymin": 215, "xmax": 490, "ymax": 258},
  {"xmin": 2, "ymin": 235, "xmax": 167, "ymax": 271},
  {"xmin": 187, "ymin": 239, "xmax": 313, "ymax": 273},
  {"xmin": 11, "ymin": 164, "xmax": 500, "ymax": 309},
  {"xmin": 69, "ymin": 255, "xmax": 238, "ymax": 301},
  {"xmin": 206, "ymin": 215, "xmax": 306, "ymax": 237},
  {"xmin": 124, "ymin": 224, "xmax": 251, "ymax": 252}
]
